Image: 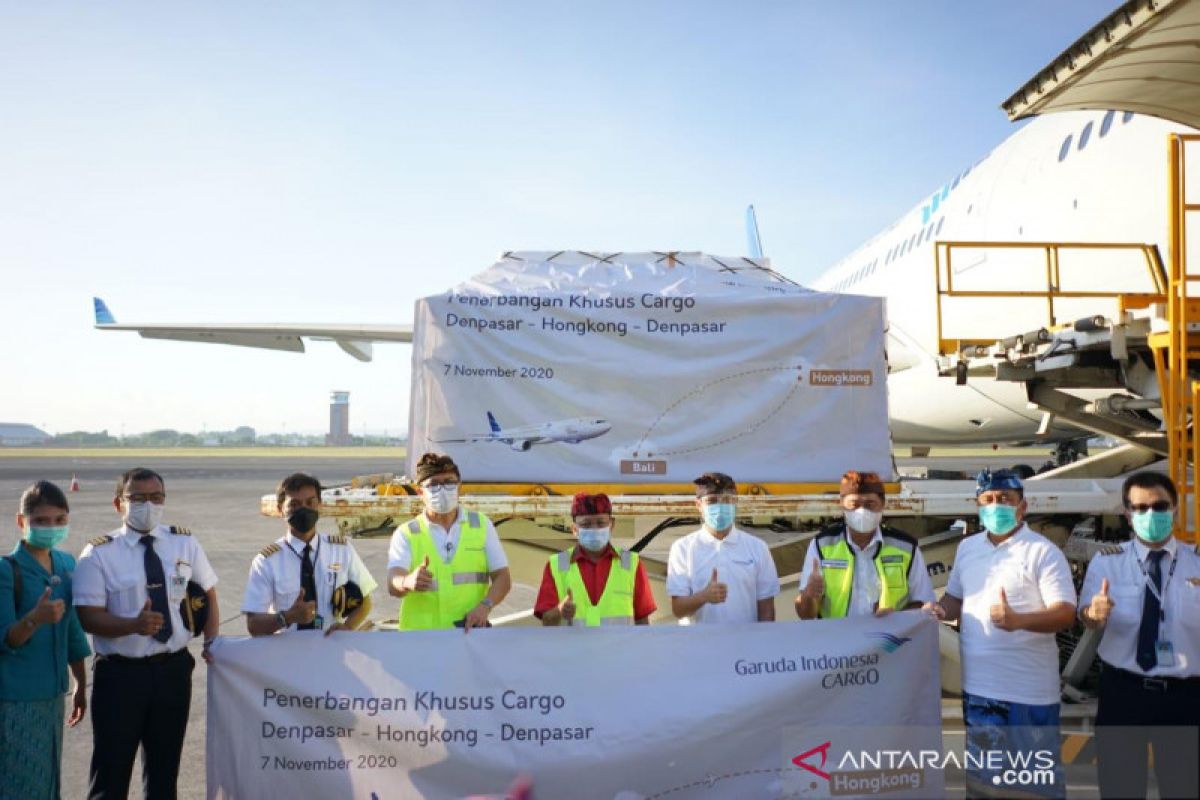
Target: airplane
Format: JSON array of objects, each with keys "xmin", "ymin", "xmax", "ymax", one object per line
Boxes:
[
  {"xmin": 93, "ymin": 113, "xmax": 1194, "ymax": 451},
  {"xmin": 433, "ymin": 411, "xmax": 612, "ymax": 452}
]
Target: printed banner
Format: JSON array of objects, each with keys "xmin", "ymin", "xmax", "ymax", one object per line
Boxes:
[
  {"xmin": 207, "ymin": 612, "xmax": 942, "ymax": 799},
  {"xmin": 406, "ymin": 252, "xmax": 891, "ymax": 483}
]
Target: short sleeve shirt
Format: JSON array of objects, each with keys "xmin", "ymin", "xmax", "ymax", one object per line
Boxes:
[
  {"xmin": 945, "ymin": 524, "xmax": 1076, "ymax": 705},
  {"xmin": 387, "ymin": 510, "xmax": 508, "ymax": 572},
  {"xmin": 74, "ymin": 523, "xmax": 219, "ymax": 658},
  {"xmin": 666, "ymin": 527, "xmax": 779, "ymax": 624},
  {"xmin": 242, "ymin": 532, "xmax": 378, "ymax": 628}
]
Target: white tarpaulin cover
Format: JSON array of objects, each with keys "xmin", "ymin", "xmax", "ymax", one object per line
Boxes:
[
  {"xmin": 207, "ymin": 613, "xmax": 942, "ymax": 799},
  {"xmin": 407, "ymin": 252, "xmax": 890, "ymax": 483}
]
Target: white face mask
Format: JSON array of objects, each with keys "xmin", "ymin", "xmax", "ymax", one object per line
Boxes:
[
  {"xmin": 125, "ymin": 501, "xmax": 165, "ymax": 532},
  {"xmin": 577, "ymin": 526, "xmax": 611, "ymax": 552},
  {"xmin": 423, "ymin": 485, "xmax": 459, "ymax": 515},
  {"xmin": 844, "ymin": 507, "xmax": 882, "ymax": 534}
]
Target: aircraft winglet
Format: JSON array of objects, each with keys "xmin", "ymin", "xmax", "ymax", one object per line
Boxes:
[
  {"xmin": 745, "ymin": 205, "xmax": 764, "ymax": 259},
  {"xmin": 93, "ymin": 297, "xmax": 116, "ymax": 325}
]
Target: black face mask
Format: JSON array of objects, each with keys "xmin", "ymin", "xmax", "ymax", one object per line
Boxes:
[{"xmin": 286, "ymin": 507, "xmax": 319, "ymax": 534}]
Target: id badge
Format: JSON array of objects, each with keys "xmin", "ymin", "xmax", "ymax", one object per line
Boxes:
[
  {"xmin": 1156, "ymin": 641, "xmax": 1177, "ymax": 668},
  {"xmin": 169, "ymin": 573, "xmax": 186, "ymax": 603},
  {"xmin": 313, "ymin": 614, "xmax": 325, "ymax": 630}
]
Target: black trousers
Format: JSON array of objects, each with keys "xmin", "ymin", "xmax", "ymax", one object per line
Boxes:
[
  {"xmin": 1095, "ymin": 664, "xmax": 1200, "ymax": 800},
  {"xmin": 88, "ymin": 649, "xmax": 194, "ymax": 800}
]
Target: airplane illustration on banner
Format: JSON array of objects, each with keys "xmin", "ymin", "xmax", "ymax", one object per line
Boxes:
[{"xmin": 434, "ymin": 411, "xmax": 612, "ymax": 451}]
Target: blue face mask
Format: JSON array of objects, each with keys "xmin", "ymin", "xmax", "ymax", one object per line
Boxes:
[
  {"xmin": 978, "ymin": 503, "xmax": 1019, "ymax": 536},
  {"xmin": 25, "ymin": 525, "xmax": 69, "ymax": 549},
  {"xmin": 1131, "ymin": 510, "xmax": 1174, "ymax": 543},
  {"xmin": 702, "ymin": 503, "xmax": 736, "ymax": 532},
  {"xmin": 577, "ymin": 527, "xmax": 611, "ymax": 552}
]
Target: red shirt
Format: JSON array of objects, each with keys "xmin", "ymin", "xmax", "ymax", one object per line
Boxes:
[{"xmin": 534, "ymin": 546, "xmax": 657, "ymax": 621}]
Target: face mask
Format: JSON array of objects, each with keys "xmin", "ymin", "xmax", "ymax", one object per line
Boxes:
[
  {"xmin": 125, "ymin": 501, "xmax": 164, "ymax": 532},
  {"xmin": 424, "ymin": 485, "xmax": 459, "ymax": 515},
  {"xmin": 286, "ymin": 507, "xmax": 319, "ymax": 534},
  {"xmin": 978, "ymin": 503, "xmax": 1019, "ymax": 536},
  {"xmin": 844, "ymin": 508, "xmax": 882, "ymax": 534},
  {"xmin": 577, "ymin": 527, "xmax": 611, "ymax": 552},
  {"xmin": 1131, "ymin": 510, "xmax": 1174, "ymax": 543},
  {"xmin": 24, "ymin": 525, "xmax": 69, "ymax": 549},
  {"xmin": 702, "ymin": 502, "xmax": 735, "ymax": 532}
]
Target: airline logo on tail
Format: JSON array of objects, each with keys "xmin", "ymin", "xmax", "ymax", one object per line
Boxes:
[{"xmin": 436, "ymin": 411, "xmax": 611, "ymax": 452}]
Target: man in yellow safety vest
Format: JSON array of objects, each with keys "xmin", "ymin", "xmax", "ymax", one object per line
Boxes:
[
  {"xmin": 535, "ymin": 493, "xmax": 657, "ymax": 626},
  {"xmin": 386, "ymin": 453, "xmax": 511, "ymax": 630}
]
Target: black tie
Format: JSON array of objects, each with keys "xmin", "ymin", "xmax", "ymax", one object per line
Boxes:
[
  {"xmin": 1135, "ymin": 549, "xmax": 1166, "ymax": 672},
  {"xmin": 299, "ymin": 544, "xmax": 317, "ymax": 630},
  {"xmin": 140, "ymin": 536, "xmax": 173, "ymax": 643}
]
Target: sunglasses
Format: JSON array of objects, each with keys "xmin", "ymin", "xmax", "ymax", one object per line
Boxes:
[{"xmin": 1128, "ymin": 501, "xmax": 1172, "ymax": 513}]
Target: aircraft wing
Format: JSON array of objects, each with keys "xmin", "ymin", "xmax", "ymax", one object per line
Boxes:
[{"xmin": 93, "ymin": 298, "xmax": 411, "ymax": 362}]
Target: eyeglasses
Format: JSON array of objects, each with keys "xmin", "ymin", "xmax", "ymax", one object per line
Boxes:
[
  {"xmin": 1128, "ymin": 501, "xmax": 1172, "ymax": 513},
  {"xmin": 123, "ymin": 493, "xmax": 166, "ymax": 504},
  {"xmin": 421, "ymin": 479, "xmax": 460, "ymax": 490}
]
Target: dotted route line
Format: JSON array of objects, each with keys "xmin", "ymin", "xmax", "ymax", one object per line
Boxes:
[{"xmin": 645, "ymin": 766, "xmax": 811, "ymax": 798}]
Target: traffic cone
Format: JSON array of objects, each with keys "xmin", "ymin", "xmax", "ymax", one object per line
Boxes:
[{"xmin": 69, "ymin": 474, "xmax": 80, "ymax": 492}]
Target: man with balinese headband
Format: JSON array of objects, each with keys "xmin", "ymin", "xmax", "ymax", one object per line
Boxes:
[
  {"xmin": 1077, "ymin": 471, "xmax": 1200, "ymax": 799},
  {"xmin": 387, "ymin": 453, "xmax": 511, "ymax": 631},
  {"xmin": 795, "ymin": 471, "xmax": 937, "ymax": 620},
  {"xmin": 74, "ymin": 466, "xmax": 221, "ymax": 799},
  {"xmin": 934, "ymin": 468, "xmax": 1076, "ymax": 799},
  {"xmin": 666, "ymin": 472, "xmax": 779, "ymax": 624},
  {"xmin": 535, "ymin": 493, "xmax": 656, "ymax": 626},
  {"xmin": 243, "ymin": 473, "xmax": 377, "ymax": 637}
]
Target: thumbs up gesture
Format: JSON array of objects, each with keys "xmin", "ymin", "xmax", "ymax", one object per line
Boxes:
[
  {"xmin": 702, "ymin": 567, "xmax": 728, "ymax": 605},
  {"xmin": 133, "ymin": 597, "xmax": 165, "ymax": 636},
  {"xmin": 802, "ymin": 558, "xmax": 825, "ymax": 601},
  {"xmin": 285, "ymin": 587, "xmax": 317, "ymax": 626},
  {"xmin": 30, "ymin": 586, "xmax": 65, "ymax": 626},
  {"xmin": 406, "ymin": 555, "xmax": 435, "ymax": 592},
  {"xmin": 989, "ymin": 587, "xmax": 1020, "ymax": 631},
  {"xmin": 559, "ymin": 588, "xmax": 576, "ymax": 623},
  {"xmin": 1087, "ymin": 578, "xmax": 1114, "ymax": 627}
]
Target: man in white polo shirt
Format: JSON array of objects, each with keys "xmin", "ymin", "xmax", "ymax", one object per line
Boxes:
[
  {"xmin": 667, "ymin": 472, "xmax": 779, "ymax": 624},
  {"xmin": 935, "ymin": 469, "xmax": 1076, "ymax": 799}
]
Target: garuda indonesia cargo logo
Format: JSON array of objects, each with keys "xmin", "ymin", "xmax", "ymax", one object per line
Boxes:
[{"xmin": 865, "ymin": 632, "xmax": 911, "ymax": 654}]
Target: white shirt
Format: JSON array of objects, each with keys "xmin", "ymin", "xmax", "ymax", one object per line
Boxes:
[
  {"xmin": 242, "ymin": 531, "xmax": 378, "ymax": 629},
  {"xmin": 945, "ymin": 524, "xmax": 1077, "ymax": 705},
  {"xmin": 800, "ymin": 527, "xmax": 936, "ymax": 616},
  {"xmin": 666, "ymin": 526, "xmax": 780, "ymax": 625},
  {"xmin": 1079, "ymin": 537, "xmax": 1200, "ymax": 678},
  {"xmin": 386, "ymin": 509, "xmax": 508, "ymax": 572},
  {"xmin": 74, "ymin": 523, "xmax": 219, "ymax": 658}
]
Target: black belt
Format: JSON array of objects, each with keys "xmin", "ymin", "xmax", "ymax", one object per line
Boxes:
[
  {"xmin": 1105, "ymin": 663, "xmax": 1200, "ymax": 692},
  {"xmin": 98, "ymin": 649, "xmax": 188, "ymax": 665}
]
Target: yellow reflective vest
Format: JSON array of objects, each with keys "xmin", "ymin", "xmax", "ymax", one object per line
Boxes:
[
  {"xmin": 548, "ymin": 546, "xmax": 638, "ymax": 626},
  {"xmin": 398, "ymin": 511, "xmax": 491, "ymax": 630},
  {"xmin": 815, "ymin": 525, "xmax": 917, "ymax": 619}
]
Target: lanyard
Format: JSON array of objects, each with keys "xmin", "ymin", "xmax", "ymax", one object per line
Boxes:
[
  {"xmin": 285, "ymin": 537, "xmax": 320, "ymax": 567},
  {"xmin": 1134, "ymin": 546, "xmax": 1178, "ymax": 623}
]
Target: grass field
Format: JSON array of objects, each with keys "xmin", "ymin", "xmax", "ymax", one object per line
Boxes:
[{"xmin": 0, "ymin": 446, "xmax": 407, "ymax": 459}]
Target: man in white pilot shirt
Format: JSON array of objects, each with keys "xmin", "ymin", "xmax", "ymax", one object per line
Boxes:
[{"xmin": 243, "ymin": 473, "xmax": 376, "ymax": 636}]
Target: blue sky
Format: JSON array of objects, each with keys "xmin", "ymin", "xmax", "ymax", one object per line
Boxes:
[{"xmin": 0, "ymin": 1, "xmax": 1116, "ymax": 436}]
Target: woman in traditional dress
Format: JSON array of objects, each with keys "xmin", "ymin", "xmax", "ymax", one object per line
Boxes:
[{"xmin": 0, "ymin": 480, "xmax": 90, "ymax": 800}]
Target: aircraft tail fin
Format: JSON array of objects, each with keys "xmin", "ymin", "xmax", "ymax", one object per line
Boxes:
[
  {"xmin": 93, "ymin": 297, "xmax": 116, "ymax": 325},
  {"xmin": 487, "ymin": 411, "xmax": 502, "ymax": 434},
  {"xmin": 745, "ymin": 205, "xmax": 764, "ymax": 259}
]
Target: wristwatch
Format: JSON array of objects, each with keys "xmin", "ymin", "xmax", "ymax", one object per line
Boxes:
[
  {"xmin": 480, "ymin": 598, "xmax": 495, "ymax": 609},
  {"xmin": 276, "ymin": 611, "xmax": 288, "ymax": 630}
]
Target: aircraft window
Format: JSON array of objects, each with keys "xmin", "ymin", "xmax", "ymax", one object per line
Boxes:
[
  {"xmin": 1058, "ymin": 134, "xmax": 1073, "ymax": 162},
  {"xmin": 941, "ymin": 185, "xmax": 950, "ymax": 200},
  {"xmin": 951, "ymin": 175, "xmax": 961, "ymax": 190},
  {"xmin": 1100, "ymin": 110, "xmax": 1115, "ymax": 137},
  {"xmin": 1078, "ymin": 121, "xmax": 1093, "ymax": 150},
  {"xmin": 931, "ymin": 195, "xmax": 940, "ymax": 213},
  {"xmin": 1123, "ymin": 110, "xmax": 1134, "ymax": 123}
]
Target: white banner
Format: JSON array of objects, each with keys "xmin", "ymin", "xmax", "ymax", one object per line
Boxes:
[
  {"xmin": 407, "ymin": 252, "xmax": 891, "ymax": 483},
  {"xmin": 207, "ymin": 613, "xmax": 942, "ymax": 799}
]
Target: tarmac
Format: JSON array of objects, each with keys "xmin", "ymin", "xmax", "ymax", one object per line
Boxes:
[{"xmin": 0, "ymin": 450, "xmax": 1105, "ymax": 799}]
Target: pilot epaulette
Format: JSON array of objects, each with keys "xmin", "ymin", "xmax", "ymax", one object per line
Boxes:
[
  {"xmin": 89, "ymin": 535, "xmax": 114, "ymax": 547},
  {"xmin": 259, "ymin": 543, "xmax": 282, "ymax": 558},
  {"xmin": 1100, "ymin": 545, "xmax": 1124, "ymax": 556},
  {"xmin": 327, "ymin": 534, "xmax": 347, "ymax": 545},
  {"xmin": 169, "ymin": 525, "xmax": 192, "ymax": 536}
]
